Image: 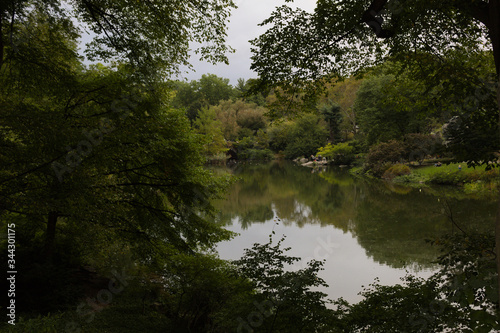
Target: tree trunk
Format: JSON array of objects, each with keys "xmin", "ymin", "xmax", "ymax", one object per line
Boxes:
[
  {"xmin": 44, "ymin": 211, "xmax": 59, "ymax": 262},
  {"xmin": 490, "ymin": 0, "xmax": 500, "ymax": 78}
]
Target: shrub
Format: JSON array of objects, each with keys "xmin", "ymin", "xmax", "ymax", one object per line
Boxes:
[
  {"xmin": 403, "ymin": 133, "xmax": 443, "ymax": 164},
  {"xmin": 429, "ymin": 171, "xmax": 469, "ymax": 185},
  {"xmin": 366, "ymin": 140, "xmax": 405, "ymax": 176},
  {"xmin": 382, "ymin": 164, "xmax": 411, "ymax": 180},
  {"xmin": 317, "ymin": 142, "xmax": 355, "ymax": 165},
  {"xmin": 234, "ymin": 138, "xmax": 274, "ymax": 160}
]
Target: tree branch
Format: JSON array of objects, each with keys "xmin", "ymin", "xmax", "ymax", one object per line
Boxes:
[{"xmin": 454, "ymin": 0, "xmax": 490, "ymax": 28}]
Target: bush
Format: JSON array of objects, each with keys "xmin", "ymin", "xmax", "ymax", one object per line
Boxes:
[
  {"xmin": 317, "ymin": 142, "xmax": 355, "ymax": 165},
  {"xmin": 4, "ymin": 313, "xmax": 66, "ymax": 332},
  {"xmin": 283, "ymin": 114, "xmax": 328, "ymax": 159},
  {"xmin": 481, "ymin": 168, "xmax": 499, "ymax": 182},
  {"xmin": 429, "ymin": 171, "xmax": 469, "ymax": 185},
  {"xmin": 234, "ymin": 137, "xmax": 274, "ymax": 160},
  {"xmin": 382, "ymin": 164, "xmax": 411, "ymax": 180},
  {"xmin": 403, "ymin": 133, "xmax": 443, "ymax": 164},
  {"xmin": 393, "ymin": 172, "xmax": 427, "ymax": 184},
  {"xmin": 366, "ymin": 140, "xmax": 405, "ymax": 176}
]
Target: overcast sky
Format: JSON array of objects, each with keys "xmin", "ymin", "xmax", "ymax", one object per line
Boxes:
[{"xmin": 178, "ymin": 0, "xmax": 318, "ymax": 85}]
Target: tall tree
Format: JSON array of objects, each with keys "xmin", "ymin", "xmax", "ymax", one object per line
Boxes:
[
  {"xmin": 0, "ymin": 0, "xmax": 236, "ymax": 78},
  {"xmin": 319, "ymin": 100, "xmax": 342, "ymax": 142},
  {"xmin": 172, "ymin": 74, "xmax": 235, "ymax": 120},
  {"xmin": 0, "ymin": 1, "xmax": 235, "ymax": 264}
]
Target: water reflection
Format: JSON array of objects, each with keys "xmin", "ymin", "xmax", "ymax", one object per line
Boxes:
[{"xmin": 216, "ymin": 161, "xmax": 496, "ymax": 270}]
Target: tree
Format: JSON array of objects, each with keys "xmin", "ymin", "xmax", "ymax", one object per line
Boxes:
[
  {"xmin": 235, "ymin": 77, "xmax": 267, "ymax": 106},
  {"xmin": 267, "ymin": 121, "xmax": 293, "ymax": 153},
  {"xmin": 210, "ymin": 100, "xmax": 241, "ymax": 141},
  {"xmin": 251, "ymin": 0, "xmax": 499, "ymax": 97},
  {"xmin": 0, "ymin": 2, "xmax": 235, "ymax": 314},
  {"xmin": 0, "ymin": 0, "xmax": 236, "ymax": 78},
  {"xmin": 403, "ymin": 133, "xmax": 443, "ymax": 164},
  {"xmin": 172, "ymin": 74, "xmax": 236, "ymax": 121},
  {"xmin": 193, "ymin": 107, "xmax": 228, "ymax": 157},
  {"xmin": 234, "ymin": 236, "xmax": 336, "ymax": 332},
  {"xmin": 354, "ymin": 72, "xmax": 427, "ymax": 145},
  {"xmin": 365, "ymin": 140, "xmax": 406, "ymax": 176},
  {"xmin": 236, "ymin": 105, "xmax": 268, "ymax": 133},
  {"xmin": 283, "ymin": 114, "xmax": 328, "ymax": 159},
  {"xmin": 338, "ymin": 233, "xmax": 499, "ymax": 332},
  {"xmin": 171, "ymin": 80, "xmax": 204, "ymax": 121},
  {"xmin": 250, "ymin": 0, "xmax": 500, "ymax": 312},
  {"xmin": 197, "ymin": 74, "xmax": 235, "ymax": 106},
  {"xmin": 319, "ymin": 77, "xmax": 363, "ymax": 137},
  {"xmin": 319, "ymin": 100, "xmax": 342, "ymax": 142}
]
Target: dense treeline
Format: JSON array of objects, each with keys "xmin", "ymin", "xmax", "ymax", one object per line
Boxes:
[{"xmin": 173, "ymin": 51, "xmax": 497, "ymax": 176}]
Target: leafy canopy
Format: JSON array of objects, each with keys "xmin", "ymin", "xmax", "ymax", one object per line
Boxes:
[
  {"xmin": 250, "ymin": 0, "xmax": 496, "ymax": 116},
  {"xmin": 1, "ymin": 0, "xmax": 236, "ymax": 78}
]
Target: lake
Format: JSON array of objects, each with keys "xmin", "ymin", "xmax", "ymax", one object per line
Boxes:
[{"xmin": 214, "ymin": 161, "xmax": 497, "ymax": 303}]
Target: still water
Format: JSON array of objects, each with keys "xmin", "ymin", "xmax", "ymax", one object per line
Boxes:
[{"xmin": 214, "ymin": 161, "xmax": 496, "ymax": 303}]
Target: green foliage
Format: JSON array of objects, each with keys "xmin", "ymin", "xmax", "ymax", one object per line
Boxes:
[
  {"xmin": 195, "ymin": 99, "xmax": 269, "ymax": 141},
  {"xmin": 236, "ymin": 105, "xmax": 267, "ymax": 133},
  {"xmin": 2, "ymin": 0, "xmax": 235, "ymax": 78},
  {"xmin": 237, "ymin": 127, "xmax": 254, "ymax": 140},
  {"xmin": 365, "ymin": 133, "xmax": 444, "ymax": 176},
  {"xmin": 403, "ymin": 133, "xmax": 443, "ymax": 164},
  {"xmin": 267, "ymin": 121, "xmax": 294, "ymax": 152},
  {"xmin": 319, "ymin": 77, "xmax": 363, "ymax": 138},
  {"xmin": 336, "ymin": 232, "xmax": 499, "ymax": 332},
  {"xmin": 249, "ymin": 0, "xmax": 496, "ymax": 112},
  {"xmin": 254, "ymin": 114, "xmax": 328, "ymax": 159},
  {"xmin": 171, "ymin": 80, "xmax": 205, "ymax": 120},
  {"xmin": 235, "ymin": 78, "xmax": 267, "ymax": 106},
  {"xmin": 197, "ymin": 74, "xmax": 235, "ymax": 105},
  {"xmin": 172, "ymin": 74, "xmax": 236, "ymax": 120},
  {"xmin": 339, "ymin": 275, "xmax": 460, "ymax": 332},
  {"xmin": 319, "ymin": 100, "xmax": 342, "ymax": 142},
  {"xmin": 382, "ymin": 164, "xmax": 411, "ymax": 180},
  {"xmin": 0, "ymin": 1, "xmax": 235, "ymax": 316},
  {"xmin": 193, "ymin": 107, "xmax": 228, "ymax": 157},
  {"xmin": 443, "ymin": 109, "xmax": 500, "ymax": 168},
  {"xmin": 283, "ymin": 114, "xmax": 328, "ymax": 159},
  {"xmin": 250, "ymin": 0, "xmax": 500, "ymax": 170},
  {"xmin": 152, "ymin": 253, "xmax": 255, "ymax": 332},
  {"xmin": 74, "ymin": 0, "xmax": 236, "ymax": 76},
  {"xmin": 365, "ymin": 140, "xmax": 406, "ymax": 176},
  {"xmin": 234, "ymin": 236, "xmax": 336, "ymax": 332},
  {"xmin": 3, "ymin": 312, "xmax": 65, "ymax": 333},
  {"xmin": 429, "ymin": 170, "xmax": 471, "ymax": 185},
  {"xmin": 354, "ymin": 72, "xmax": 428, "ymax": 145},
  {"xmin": 211, "ymin": 99, "xmax": 242, "ymax": 140},
  {"xmin": 431, "ymin": 233, "xmax": 499, "ymax": 332},
  {"xmin": 317, "ymin": 142, "xmax": 355, "ymax": 165},
  {"xmin": 234, "ymin": 137, "xmax": 274, "ymax": 160}
]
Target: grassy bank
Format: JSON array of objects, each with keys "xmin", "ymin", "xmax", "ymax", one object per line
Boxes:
[{"xmin": 393, "ymin": 163, "xmax": 499, "ymax": 195}]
